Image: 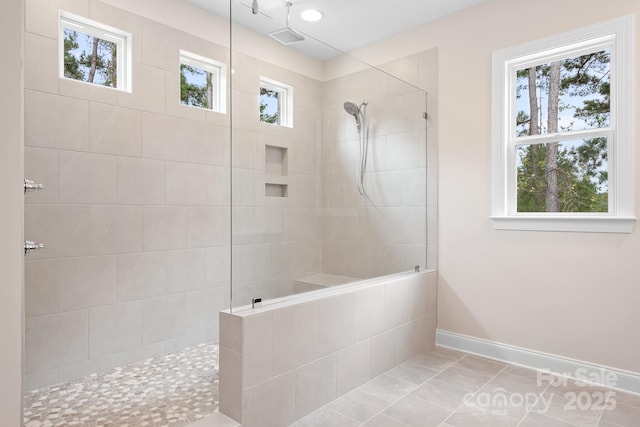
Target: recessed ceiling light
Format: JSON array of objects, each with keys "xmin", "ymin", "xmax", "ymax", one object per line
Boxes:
[{"xmin": 300, "ymin": 9, "xmax": 323, "ymax": 22}]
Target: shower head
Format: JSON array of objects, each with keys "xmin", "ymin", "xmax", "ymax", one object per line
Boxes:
[
  {"xmin": 270, "ymin": 27, "xmax": 305, "ymax": 45},
  {"xmin": 343, "ymin": 101, "xmax": 359, "ymax": 116},
  {"xmin": 344, "ymin": 101, "xmax": 361, "ymax": 131},
  {"xmin": 269, "ymin": 2, "xmax": 305, "ymax": 45}
]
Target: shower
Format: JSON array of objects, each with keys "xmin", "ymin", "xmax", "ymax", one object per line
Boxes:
[
  {"xmin": 269, "ymin": 2, "xmax": 305, "ymax": 45},
  {"xmin": 344, "ymin": 101, "xmax": 369, "ymax": 196}
]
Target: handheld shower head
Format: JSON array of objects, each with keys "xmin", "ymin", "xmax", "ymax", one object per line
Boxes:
[{"xmin": 343, "ymin": 101, "xmax": 361, "ymax": 131}]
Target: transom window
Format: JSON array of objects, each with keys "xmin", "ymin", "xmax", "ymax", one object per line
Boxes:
[
  {"xmin": 491, "ymin": 16, "xmax": 634, "ymax": 233},
  {"xmin": 59, "ymin": 12, "xmax": 131, "ymax": 91},
  {"xmin": 260, "ymin": 77, "xmax": 293, "ymax": 127},
  {"xmin": 180, "ymin": 51, "xmax": 227, "ymax": 113}
]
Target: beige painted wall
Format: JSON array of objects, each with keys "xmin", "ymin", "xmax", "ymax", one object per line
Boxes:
[
  {"xmin": 348, "ymin": 0, "xmax": 640, "ymax": 373},
  {"xmin": 0, "ymin": 0, "xmax": 24, "ymax": 424}
]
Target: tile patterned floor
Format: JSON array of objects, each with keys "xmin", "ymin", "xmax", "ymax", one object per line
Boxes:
[
  {"xmin": 23, "ymin": 342, "xmax": 219, "ymax": 427},
  {"xmin": 293, "ymin": 347, "xmax": 640, "ymax": 427},
  {"xmin": 22, "ymin": 343, "xmax": 640, "ymax": 427}
]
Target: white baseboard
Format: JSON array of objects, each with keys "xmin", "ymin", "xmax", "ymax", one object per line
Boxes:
[{"xmin": 436, "ymin": 329, "xmax": 640, "ymax": 396}]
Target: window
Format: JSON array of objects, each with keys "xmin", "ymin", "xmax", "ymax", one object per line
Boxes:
[
  {"xmin": 180, "ymin": 51, "xmax": 227, "ymax": 113},
  {"xmin": 59, "ymin": 12, "xmax": 131, "ymax": 91},
  {"xmin": 491, "ymin": 16, "xmax": 634, "ymax": 233},
  {"xmin": 260, "ymin": 77, "xmax": 293, "ymax": 127}
]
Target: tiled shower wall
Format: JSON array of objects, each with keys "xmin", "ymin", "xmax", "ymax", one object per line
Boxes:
[
  {"xmin": 322, "ymin": 50, "xmax": 438, "ymax": 277},
  {"xmin": 22, "ymin": 0, "xmax": 234, "ymax": 390},
  {"xmin": 23, "ymin": 0, "xmax": 325, "ymax": 390},
  {"xmin": 229, "ymin": 53, "xmax": 324, "ymax": 308},
  {"xmin": 22, "ymin": 0, "xmax": 437, "ymax": 390}
]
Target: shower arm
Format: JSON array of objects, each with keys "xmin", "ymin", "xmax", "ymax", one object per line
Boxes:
[{"xmin": 284, "ymin": 1, "xmax": 293, "ymax": 27}]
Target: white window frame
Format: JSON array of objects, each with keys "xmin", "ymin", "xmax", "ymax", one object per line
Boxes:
[
  {"xmin": 59, "ymin": 11, "xmax": 132, "ymax": 92},
  {"xmin": 259, "ymin": 77, "xmax": 293, "ymax": 128},
  {"xmin": 179, "ymin": 50, "xmax": 227, "ymax": 113},
  {"xmin": 491, "ymin": 16, "xmax": 635, "ymax": 233}
]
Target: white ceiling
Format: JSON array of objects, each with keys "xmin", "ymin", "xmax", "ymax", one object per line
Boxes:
[{"xmin": 186, "ymin": 0, "xmax": 487, "ymax": 60}]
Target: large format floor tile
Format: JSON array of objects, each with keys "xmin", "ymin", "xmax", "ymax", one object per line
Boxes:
[{"xmin": 299, "ymin": 346, "xmax": 640, "ymax": 427}]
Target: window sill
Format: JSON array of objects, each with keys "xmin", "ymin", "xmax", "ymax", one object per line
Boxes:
[{"xmin": 490, "ymin": 216, "xmax": 636, "ymax": 233}]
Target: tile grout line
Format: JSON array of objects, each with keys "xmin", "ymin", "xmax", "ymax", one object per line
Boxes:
[
  {"xmin": 352, "ymin": 352, "xmax": 467, "ymax": 426},
  {"xmin": 436, "ymin": 360, "xmax": 509, "ymax": 426},
  {"xmin": 514, "ymin": 377, "xmax": 553, "ymax": 427}
]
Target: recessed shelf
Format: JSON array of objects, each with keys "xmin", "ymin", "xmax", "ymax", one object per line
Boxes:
[
  {"xmin": 265, "ymin": 183, "xmax": 288, "ymax": 197},
  {"xmin": 265, "ymin": 145, "xmax": 288, "ymax": 176}
]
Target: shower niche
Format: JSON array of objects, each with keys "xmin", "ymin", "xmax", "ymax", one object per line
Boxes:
[{"xmin": 264, "ymin": 144, "xmax": 288, "ymax": 197}]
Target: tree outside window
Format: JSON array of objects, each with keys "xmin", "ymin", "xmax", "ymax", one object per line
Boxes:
[
  {"xmin": 63, "ymin": 29, "xmax": 118, "ymax": 88},
  {"xmin": 491, "ymin": 16, "xmax": 634, "ymax": 233},
  {"xmin": 514, "ymin": 50, "xmax": 610, "ymax": 213}
]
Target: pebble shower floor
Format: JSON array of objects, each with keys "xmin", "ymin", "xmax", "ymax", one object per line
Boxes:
[{"xmin": 23, "ymin": 343, "xmax": 219, "ymax": 427}]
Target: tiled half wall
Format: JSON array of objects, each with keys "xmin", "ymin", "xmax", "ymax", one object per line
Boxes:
[{"xmin": 219, "ymin": 270, "xmax": 437, "ymax": 426}]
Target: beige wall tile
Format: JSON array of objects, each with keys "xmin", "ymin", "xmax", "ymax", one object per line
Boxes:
[
  {"xmin": 117, "ymin": 251, "xmax": 166, "ymax": 302},
  {"xmin": 185, "ymin": 121, "xmax": 228, "ymax": 165},
  {"xmin": 56, "ymin": 342, "xmax": 164, "ymax": 384},
  {"xmin": 231, "ymin": 129, "xmax": 257, "ymax": 170},
  {"xmin": 89, "ymin": 301, "xmax": 141, "ymax": 358},
  {"xmin": 242, "ymin": 312, "xmax": 273, "ymax": 388},
  {"xmin": 369, "ymin": 329, "xmax": 397, "ymax": 378},
  {"xmin": 207, "ymin": 246, "xmax": 231, "ymax": 287},
  {"xmin": 25, "ymin": 0, "xmax": 89, "ymax": 38},
  {"xmin": 59, "ymin": 151, "xmax": 117, "ymax": 204},
  {"xmin": 117, "ymin": 157, "xmax": 166, "ymax": 205},
  {"xmin": 272, "ymin": 302, "xmax": 318, "ymax": 376},
  {"xmin": 142, "ymin": 206, "xmax": 187, "ymax": 251},
  {"xmin": 117, "ymin": 63, "xmax": 166, "ymax": 114},
  {"xmin": 166, "ymin": 248, "xmax": 206, "ymax": 293},
  {"xmin": 354, "ymin": 285, "xmax": 385, "ymax": 341},
  {"xmin": 90, "ymin": 205, "xmax": 143, "ymax": 255},
  {"xmin": 142, "ymin": 113, "xmax": 185, "ymax": 161},
  {"xmin": 25, "ymin": 90, "xmax": 89, "ymax": 151},
  {"xmin": 89, "ymin": 0, "xmax": 143, "ymax": 64},
  {"xmin": 90, "ymin": 103, "xmax": 143, "ymax": 156},
  {"xmin": 219, "ymin": 346, "xmax": 242, "ymax": 422},
  {"xmin": 24, "ymin": 147, "xmax": 59, "ymax": 204},
  {"xmin": 141, "ymin": 293, "xmax": 187, "ymax": 345},
  {"xmin": 163, "ymin": 332, "xmax": 207, "ymax": 355},
  {"xmin": 59, "ymin": 256, "xmax": 117, "ymax": 310},
  {"xmin": 336, "ymin": 341, "xmax": 370, "ymax": 396},
  {"xmin": 206, "ymin": 166, "xmax": 231, "ymax": 206},
  {"xmin": 25, "ymin": 309, "xmax": 88, "ymax": 374},
  {"xmin": 141, "ymin": 19, "xmax": 179, "ymax": 72},
  {"xmin": 166, "ymin": 162, "xmax": 206, "ymax": 205},
  {"xmin": 295, "ymin": 355, "xmax": 337, "ymax": 419},
  {"xmin": 186, "ymin": 288, "xmax": 226, "ymax": 334},
  {"xmin": 242, "ymin": 372, "xmax": 295, "ymax": 427},
  {"xmin": 219, "ymin": 312, "xmax": 241, "ymax": 353},
  {"xmin": 24, "ymin": 32, "xmax": 58, "ymax": 93},
  {"xmin": 58, "ymin": 79, "xmax": 118, "ymax": 105},
  {"xmin": 318, "ymin": 292, "xmax": 357, "ymax": 357},
  {"xmin": 384, "ymin": 280, "xmax": 412, "ymax": 329},
  {"xmin": 24, "ymin": 370, "xmax": 59, "ymax": 392},
  {"xmin": 24, "ymin": 204, "xmax": 91, "ymax": 260},
  {"xmin": 230, "ymin": 51, "xmax": 258, "ymax": 95},
  {"xmin": 25, "ymin": 260, "xmax": 59, "ymax": 317},
  {"xmin": 186, "ymin": 206, "xmax": 230, "ymax": 248}
]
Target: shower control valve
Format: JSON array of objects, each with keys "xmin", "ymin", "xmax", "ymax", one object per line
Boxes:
[
  {"xmin": 24, "ymin": 179, "xmax": 44, "ymax": 193},
  {"xmin": 24, "ymin": 240, "xmax": 45, "ymax": 255}
]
